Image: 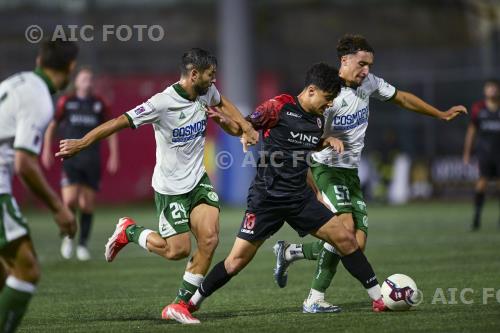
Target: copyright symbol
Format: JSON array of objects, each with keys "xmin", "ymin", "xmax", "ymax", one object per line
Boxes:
[
  {"xmin": 216, "ymin": 151, "xmax": 234, "ymax": 170},
  {"xmin": 25, "ymin": 25, "xmax": 43, "ymax": 44}
]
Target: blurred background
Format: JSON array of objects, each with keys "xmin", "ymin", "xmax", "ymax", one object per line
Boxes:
[{"xmin": 1, "ymin": 0, "xmax": 499, "ymax": 206}]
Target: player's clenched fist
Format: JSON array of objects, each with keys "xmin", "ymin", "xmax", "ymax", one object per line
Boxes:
[{"xmin": 55, "ymin": 139, "xmax": 85, "ymax": 159}]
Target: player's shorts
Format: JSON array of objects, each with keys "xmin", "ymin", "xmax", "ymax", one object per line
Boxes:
[
  {"xmin": 237, "ymin": 188, "xmax": 334, "ymax": 242},
  {"xmin": 155, "ymin": 173, "xmax": 220, "ymax": 238},
  {"xmin": 61, "ymin": 157, "xmax": 101, "ymax": 191},
  {"xmin": 478, "ymin": 153, "xmax": 500, "ymax": 178},
  {"xmin": 0, "ymin": 194, "xmax": 29, "ymax": 249},
  {"xmin": 311, "ymin": 163, "xmax": 369, "ymax": 235}
]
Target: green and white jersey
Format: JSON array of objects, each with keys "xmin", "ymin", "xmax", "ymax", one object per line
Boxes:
[
  {"xmin": 313, "ymin": 73, "xmax": 396, "ymax": 168},
  {"xmin": 0, "ymin": 71, "xmax": 55, "ymax": 194},
  {"xmin": 125, "ymin": 83, "xmax": 221, "ymax": 195}
]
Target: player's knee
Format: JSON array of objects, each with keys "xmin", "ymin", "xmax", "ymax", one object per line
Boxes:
[
  {"xmin": 332, "ymin": 230, "xmax": 357, "ymax": 255},
  {"xmin": 79, "ymin": 202, "xmax": 94, "ymax": 214},
  {"xmin": 65, "ymin": 197, "xmax": 78, "ymax": 210}
]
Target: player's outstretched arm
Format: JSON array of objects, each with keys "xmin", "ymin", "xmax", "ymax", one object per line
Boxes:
[
  {"xmin": 213, "ymin": 95, "xmax": 259, "ymax": 146},
  {"xmin": 14, "ymin": 150, "xmax": 76, "ymax": 237},
  {"xmin": 463, "ymin": 123, "xmax": 476, "ymax": 165},
  {"xmin": 392, "ymin": 90, "xmax": 467, "ymax": 121},
  {"xmin": 56, "ymin": 114, "xmax": 130, "ymax": 160},
  {"xmin": 206, "ymin": 108, "xmax": 243, "ymax": 136}
]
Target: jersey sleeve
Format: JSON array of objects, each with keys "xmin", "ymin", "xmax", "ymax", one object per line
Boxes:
[
  {"xmin": 246, "ymin": 97, "xmax": 283, "ymax": 130},
  {"xmin": 14, "ymin": 96, "xmax": 54, "ymax": 155},
  {"xmin": 206, "ymin": 84, "xmax": 221, "ymax": 107},
  {"xmin": 369, "ymin": 74, "xmax": 397, "ymax": 101},
  {"xmin": 124, "ymin": 93, "xmax": 164, "ymax": 129},
  {"xmin": 470, "ymin": 101, "xmax": 483, "ymax": 127},
  {"xmin": 54, "ymin": 95, "xmax": 69, "ymax": 123}
]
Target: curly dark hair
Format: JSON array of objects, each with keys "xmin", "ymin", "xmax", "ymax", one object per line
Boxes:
[
  {"xmin": 181, "ymin": 48, "xmax": 217, "ymax": 75},
  {"xmin": 304, "ymin": 62, "xmax": 341, "ymax": 96},
  {"xmin": 336, "ymin": 34, "xmax": 374, "ymax": 59}
]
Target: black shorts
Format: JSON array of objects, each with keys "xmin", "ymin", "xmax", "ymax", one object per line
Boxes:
[
  {"xmin": 237, "ymin": 189, "xmax": 334, "ymax": 242},
  {"xmin": 478, "ymin": 154, "xmax": 500, "ymax": 178},
  {"xmin": 61, "ymin": 158, "xmax": 101, "ymax": 191}
]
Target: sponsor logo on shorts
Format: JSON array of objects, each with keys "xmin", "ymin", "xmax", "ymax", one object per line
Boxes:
[
  {"xmin": 174, "ymin": 219, "xmax": 189, "ymax": 225},
  {"xmin": 357, "ymin": 200, "xmax": 367, "ymax": 210},
  {"xmin": 363, "ymin": 216, "xmax": 368, "ymax": 227},
  {"xmin": 241, "ymin": 212, "xmax": 256, "ymax": 235},
  {"xmin": 208, "ymin": 191, "xmax": 219, "ymax": 202}
]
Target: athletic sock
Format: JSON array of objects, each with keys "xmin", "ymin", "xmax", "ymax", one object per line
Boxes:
[
  {"xmin": 473, "ymin": 192, "xmax": 485, "ymax": 229},
  {"xmin": 340, "ymin": 248, "xmax": 381, "ymax": 301},
  {"xmin": 284, "ymin": 244, "xmax": 305, "ymax": 262},
  {"xmin": 190, "ymin": 260, "xmax": 234, "ymax": 308},
  {"xmin": 174, "ymin": 271, "xmax": 204, "ymax": 304},
  {"xmin": 302, "ymin": 240, "xmax": 324, "ymax": 260},
  {"xmin": 0, "ymin": 276, "xmax": 36, "ymax": 333},
  {"xmin": 79, "ymin": 212, "xmax": 93, "ymax": 246},
  {"xmin": 125, "ymin": 225, "xmax": 154, "ymax": 250},
  {"xmin": 306, "ymin": 289, "xmax": 325, "ymax": 304},
  {"xmin": 310, "ymin": 243, "xmax": 341, "ymax": 296}
]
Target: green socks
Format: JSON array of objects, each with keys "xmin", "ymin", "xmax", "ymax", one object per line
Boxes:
[
  {"xmin": 174, "ymin": 271, "xmax": 204, "ymax": 304},
  {"xmin": 302, "ymin": 240, "xmax": 324, "ymax": 260},
  {"xmin": 310, "ymin": 244, "xmax": 341, "ymax": 292},
  {"xmin": 125, "ymin": 225, "xmax": 146, "ymax": 244},
  {"xmin": 0, "ymin": 276, "xmax": 35, "ymax": 333}
]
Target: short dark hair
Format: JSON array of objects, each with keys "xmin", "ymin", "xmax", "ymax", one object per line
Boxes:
[
  {"xmin": 337, "ymin": 34, "xmax": 374, "ymax": 59},
  {"xmin": 181, "ymin": 48, "xmax": 217, "ymax": 75},
  {"xmin": 304, "ymin": 62, "xmax": 341, "ymax": 96},
  {"xmin": 484, "ymin": 78, "xmax": 500, "ymax": 87},
  {"xmin": 38, "ymin": 39, "xmax": 79, "ymax": 71}
]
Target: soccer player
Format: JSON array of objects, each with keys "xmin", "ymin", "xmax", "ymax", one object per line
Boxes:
[
  {"xmin": 463, "ymin": 79, "xmax": 500, "ymax": 230},
  {"xmin": 273, "ymin": 34, "xmax": 467, "ymax": 313},
  {"xmin": 42, "ymin": 67, "xmax": 120, "ymax": 261},
  {"xmin": 55, "ymin": 48, "xmax": 259, "ymax": 321},
  {"xmin": 0, "ymin": 39, "xmax": 77, "ymax": 332},
  {"xmin": 166, "ymin": 62, "xmax": 390, "ymax": 324}
]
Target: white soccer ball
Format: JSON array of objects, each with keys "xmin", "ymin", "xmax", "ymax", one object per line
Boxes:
[{"xmin": 381, "ymin": 273, "xmax": 421, "ymax": 311}]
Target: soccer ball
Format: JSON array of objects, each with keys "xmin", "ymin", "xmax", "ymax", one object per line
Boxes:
[{"xmin": 381, "ymin": 274, "xmax": 421, "ymax": 311}]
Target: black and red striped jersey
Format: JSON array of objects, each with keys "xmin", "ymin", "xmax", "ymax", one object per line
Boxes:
[
  {"xmin": 246, "ymin": 94, "xmax": 325, "ymax": 198},
  {"xmin": 470, "ymin": 100, "xmax": 500, "ymax": 155},
  {"xmin": 55, "ymin": 94, "xmax": 111, "ymax": 159}
]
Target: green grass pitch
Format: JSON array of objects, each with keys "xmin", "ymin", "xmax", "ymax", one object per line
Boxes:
[{"xmin": 18, "ymin": 201, "xmax": 500, "ymax": 332}]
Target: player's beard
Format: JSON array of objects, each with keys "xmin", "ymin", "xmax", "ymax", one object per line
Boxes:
[{"xmin": 194, "ymin": 83, "xmax": 210, "ymax": 96}]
